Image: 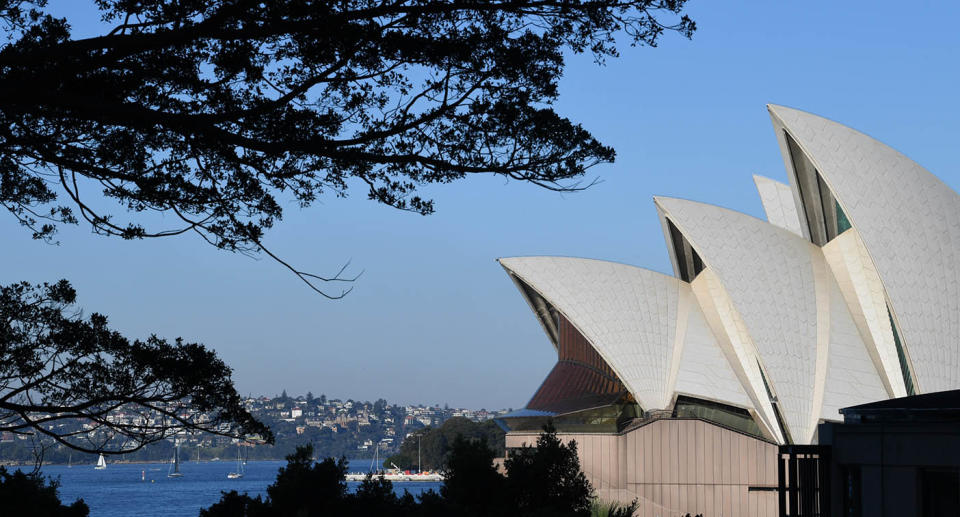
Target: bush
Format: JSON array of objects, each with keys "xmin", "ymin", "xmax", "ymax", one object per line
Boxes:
[
  {"xmin": 200, "ymin": 422, "xmax": 597, "ymax": 517},
  {"xmin": 591, "ymin": 499, "xmax": 640, "ymax": 517},
  {"xmin": 503, "ymin": 421, "xmax": 593, "ymax": 517},
  {"xmin": 385, "ymin": 417, "xmax": 505, "ymax": 470},
  {"xmin": 0, "ymin": 466, "xmax": 88, "ymax": 517}
]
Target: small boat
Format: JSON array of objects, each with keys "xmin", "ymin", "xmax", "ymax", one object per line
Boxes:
[
  {"xmin": 94, "ymin": 453, "xmax": 107, "ymax": 470},
  {"xmin": 227, "ymin": 444, "xmax": 244, "ymax": 479},
  {"xmin": 345, "ymin": 438, "xmax": 444, "ymax": 482},
  {"xmin": 346, "ymin": 471, "xmax": 444, "ymax": 482},
  {"xmin": 346, "ymin": 442, "xmax": 384, "ymax": 481},
  {"xmin": 167, "ymin": 441, "xmax": 184, "ymax": 478}
]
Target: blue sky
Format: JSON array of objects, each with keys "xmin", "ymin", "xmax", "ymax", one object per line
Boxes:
[{"xmin": 3, "ymin": 2, "xmax": 959, "ymax": 409}]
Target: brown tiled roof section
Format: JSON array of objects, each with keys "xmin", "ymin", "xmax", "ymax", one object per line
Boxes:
[{"xmin": 527, "ymin": 315, "xmax": 628, "ymax": 414}]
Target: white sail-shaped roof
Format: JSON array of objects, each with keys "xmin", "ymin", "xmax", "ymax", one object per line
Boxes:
[
  {"xmin": 820, "ymin": 273, "xmax": 890, "ymax": 420},
  {"xmin": 673, "ymin": 284, "xmax": 754, "ymax": 411},
  {"xmin": 655, "ymin": 197, "xmax": 826, "ymax": 443},
  {"xmin": 769, "ymin": 104, "xmax": 960, "ymax": 394},
  {"xmin": 754, "ymin": 175, "xmax": 805, "ymax": 237},
  {"xmin": 497, "ymin": 105, "xmax": 960, "ymax": 445},
  {"xmin": 498, "ymin": 256, "xmax": 750, "ymax": 413},
  {"xmin": 499, "ymin": 257, "xmax": 679, "ymax": 411}
]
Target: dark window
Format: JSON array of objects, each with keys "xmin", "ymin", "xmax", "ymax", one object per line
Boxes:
[
  {"xmin": 691, "ymin": 248, "xmax": 705, "ymax": 278},
  {"xmin": 841, "ymin": 465, "xmax": 862, "ymax": 517},
  {"xmin": 921, "ymin": 468, "xmax": 960, "ymax": 517},
  {"xmin": 816, "ymin": 173, "xmax": 837, "ymax": 240},
  {"xmin": 888, "ymin": 306, "xmax": 916, "ymax": 396},
  {"xmin": 514, "ymin": 276, "xmax": 560, "ymax": 347},
  {"xmin": 786, "ymin": 131, "xmax": 826, "ymax": 245},
  {"xmin": 757, "ymin": 361, "xmax": 792, "ymax": 443},
  {"xmin": 836, "ymin": 200, "xmax": 852, "ymax": 234},
  {"xmin": 667, "ymin": 218, "xmax": 705, "ymax": 282},
  {"xmin": 672, "ymin": 395, "xmax": 763, "ymax": 438},
  {"xmin": 668, "ymin": 219, "xmax": 690, "ymax": 281},
  {"xmin": 785, "ymin": 130, "xmax": 852, "ymax": 244}
]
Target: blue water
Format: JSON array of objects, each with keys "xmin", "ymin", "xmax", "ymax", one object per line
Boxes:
[{"xmin": 30, "ymin": 460, "xmax": 441, "ymax": 517}]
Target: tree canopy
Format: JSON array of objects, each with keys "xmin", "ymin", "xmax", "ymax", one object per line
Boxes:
[
  {"xmin": 0, "ymin": 279, "xmax": 272, "ymax": 454},
  {"xmin": 201, "ymin": 423, "xmax": 600, "ymax": 517},
  {"xmin": 384, "ymin": 416, "xmax": 505, "ymax": 470},
  {"xmin": 502, "ymin": 421, "xmax": 592, "ymax": 515},
  {"xmin": 0, "ymin": 466, "xmax": 89, "ymax": 517},
  {"xmin": 0, "ymin": 0, "xmax": 693, "ymax": 296}
]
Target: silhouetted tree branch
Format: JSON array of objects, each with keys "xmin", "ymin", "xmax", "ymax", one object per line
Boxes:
[
  {"xmin": 0, "ymin": 279, "xmax": 273, "ymax": 455},
  {"xmin": 0, "ymin": 0, "xmax": 693, "ymax": 296}
]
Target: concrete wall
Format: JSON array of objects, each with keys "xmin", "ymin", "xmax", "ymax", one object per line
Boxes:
[{"xmin": 507, "ymin": 418, "xmax": 779, "ymax": 517}]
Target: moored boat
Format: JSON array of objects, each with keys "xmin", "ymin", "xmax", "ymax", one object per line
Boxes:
[
  {"xmin": 167, "ymin": 440, "xmax": 184, "ymax": 478},
  {"xmin": 226, "ymin": 443, "xmax": 245, "ymax": 479}
]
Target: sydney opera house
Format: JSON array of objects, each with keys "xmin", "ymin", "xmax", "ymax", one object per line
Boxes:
[{"xmin": 496, "ymin": 105, "xmax": 960, "ymax": 516}]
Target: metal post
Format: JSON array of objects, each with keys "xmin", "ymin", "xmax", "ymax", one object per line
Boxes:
[
  {"xmin": 820, "ymin": 447, "xmax": 831, "ymax": 517},
  {"xmin": 779, "ymin": 451, "xmax": 787, "ymax": 517},
  {"xmin": 789, "ymin": 450, "xmax": 799, "ymax": 516}
]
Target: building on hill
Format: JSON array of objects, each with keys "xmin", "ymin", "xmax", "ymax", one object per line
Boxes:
[{"xmin": 496, "ymin": 105, "xmax": 960, "ymax": 516}]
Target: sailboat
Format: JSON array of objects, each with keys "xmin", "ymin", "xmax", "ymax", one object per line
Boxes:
[
  {"xmin": 167, "ymin": 441, "xmax": 183, "ymax": 478},
  {"xmin": 345, "ymin": 443, "xmax": 380, "ymax": 481},
  {"xmin": 94, "ymin": 453, "xmax": 106, "ymax": 470},
  {"xmin": 227, "ymin": 444, "xmax": 244, "ymax": 479}
]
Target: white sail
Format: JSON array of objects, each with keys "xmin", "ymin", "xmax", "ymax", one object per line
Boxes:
[
  {"xmin": 227, "ymin": 444, "xmax": 244, "ymax": 479},
  {"xmin": 95, "ymin": 453, "xmax": 106, "ymax": 470},
  {"xmin": 167, "ymin": 441, "xmax": 183, "ymax": 477}
]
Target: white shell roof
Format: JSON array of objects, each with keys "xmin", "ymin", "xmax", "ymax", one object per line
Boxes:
[
  {"xmin": 673, "ymin": 292, "xmax": 753, "ymax": 410},
  {"xmin": 753, "ymin": 175, "xmax": 804, "ymax": 237},
  {"xmin": 820, "ymin": 273, "xmax": 890, "ymax": 421},
  {"xmin": 497, "ymin": 105, "xmax": 960, "ymax": 445},
  {"xmin": 770, "ymin": 104, "xmax": 960, "ymax": 393},
  {"xmin": 654, "ymin": 197, "xmax": 823, "ymax": 443},
  {"xmin": 498, "ymin": 256, "xmax": 749, "ymax": 412}
]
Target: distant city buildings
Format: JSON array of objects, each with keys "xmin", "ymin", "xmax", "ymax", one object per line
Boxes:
[{"xmin": 0, "ymin": 391, "xmax": 510, "ymax": 465}]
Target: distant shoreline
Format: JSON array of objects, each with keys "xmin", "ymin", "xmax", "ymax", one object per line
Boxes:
[
  {"xmin": 1, "ymin": 459, "xmax": 285, "ymax": 468},
  {"xmin": 2, "ymin": 458, "xmax": 372, "ymax": 468}
]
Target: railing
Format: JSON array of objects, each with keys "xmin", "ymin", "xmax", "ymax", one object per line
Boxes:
[{"xmin": 778, "ymin": 444, "xmax": 831, "ymax": 517}]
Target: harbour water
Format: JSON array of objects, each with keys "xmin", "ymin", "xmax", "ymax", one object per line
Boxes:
[{"xmin": 31, "ymin": 459, "xmax": 441, "ymax": 517}]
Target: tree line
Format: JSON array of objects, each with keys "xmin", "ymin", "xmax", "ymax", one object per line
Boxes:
[
  {"xmin": 0, "ymin": 424, "xmax": 641, "ymax": 517},
  {"xmin": 199, "ymin": 423, "xmax": 636, "ymax": 517},
  {"xmin": 385, "ymin": 417, "xmax": 505, "ymax": 471}
]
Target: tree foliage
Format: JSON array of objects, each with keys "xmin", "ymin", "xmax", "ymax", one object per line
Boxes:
[
  {"xmin": 0, "ymin": 279, "xmax": 272, "ymax": 454},
  {"xmin": 201, "ymin": 423, "xmax": 594, "ymax": 517},
  {"xmin": 504, "ymin": 421, "xmax": 593, "ymax": 516},
  {"xmin": 384, "ymin": 416, "xmax": 505, "ymax": 470},
  {"xmin": 0, "ymin": 0, "xmax": 693, "ymax": 295},
  {"xmin": 0, "ymin": 466, "xmax": 89, "ymax": 517},
  {"xmin": 440, "ymin": 435, "xmax": 506, "ymax": 516}
]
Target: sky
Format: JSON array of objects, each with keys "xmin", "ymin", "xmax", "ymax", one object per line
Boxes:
[{"xmin": 2, "ymin": 2, "xmax": 960, "ymax": 409}]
